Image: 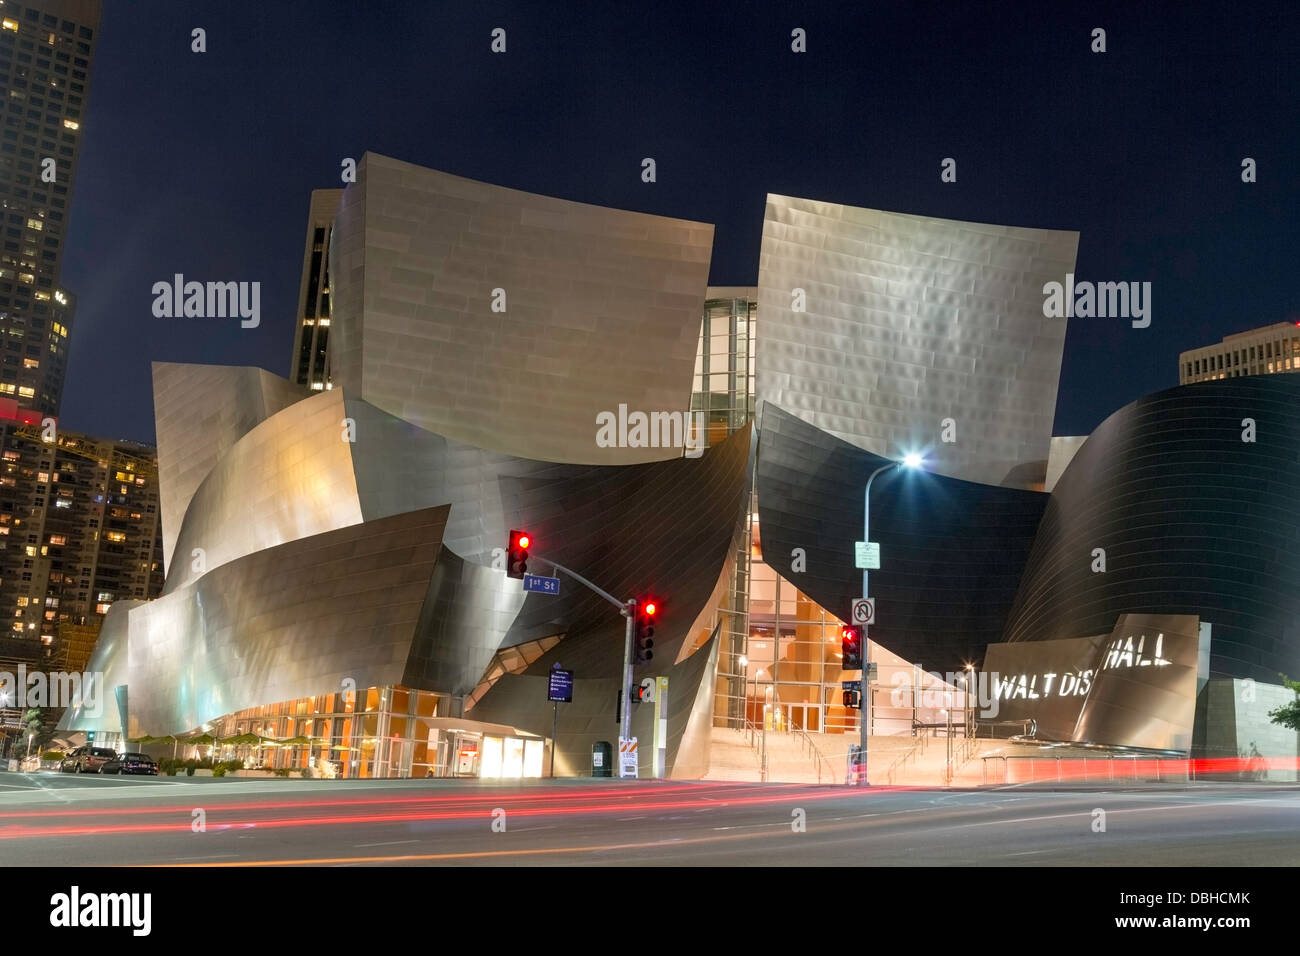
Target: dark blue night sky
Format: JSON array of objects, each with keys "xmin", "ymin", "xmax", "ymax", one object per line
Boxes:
[{"xmin": 58, "ymin": 1, "xmax": 1299, "ymax": 444}]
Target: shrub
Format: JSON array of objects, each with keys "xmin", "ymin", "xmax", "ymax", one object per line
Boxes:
[
  {"xmin": 212, "ymin": 765, "xmax": 226, "ymax": 778},
  {"xmin": 157, "ymin": 758, "xmax": 172, "ymax": 774},
  {"xmin": 165, "ymin": 764, "xmax": 178, "ymax": 776},
  {"xmin": 222, "ymin": 759, "xmax": 244, "ymax": 773},
  {"xmin": 41, "ymin": 750, "xmax": 63, "ymax": 762},
  {"xmin": 273, "ymin": 768, "xmax": 290, "ymax": 777},
  {"xmin": 300, "ymin": 766, "xmax": 313, "ymax": 779}
]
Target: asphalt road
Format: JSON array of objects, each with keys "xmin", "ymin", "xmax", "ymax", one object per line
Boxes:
[{"xmin": 1, "ymin": 769, "xmax": 1297, "ymax": 866}]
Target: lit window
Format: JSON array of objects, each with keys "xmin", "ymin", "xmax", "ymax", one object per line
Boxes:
[
  {"xmin": 95, "ymin": 602, "xmax": 110, "ymax": 615},
  {"xmin": 47, "ymin": 534, "xmax": 64, "ymax": 545},
  {"xmin": 22, "ymin": 358, "xmax": 38, "ymax": 368},
  {"xmin": 62, "ymin": 119, "xmax": 78, "ymax": 130},
  {"xmin": 25, "ymin": 218, "xmax": 41, "ymax": 231},
  {"xmin": 105, "ymin": 530, "xmax": 126, "ymax": 543},
  {"xmin": 24, "ymin": 545, "xmax": 34, "ymax": 556},
  {"xmin": 16, "ymin": 597, "xmax": 28, "ymax": 607},
  {"xmin": 17, "ymin": 386, "xmax": 33, "ymax": 398},
  {"xmin": 2, "ymin": 20, "xmax": 18, "ymax": 32}
]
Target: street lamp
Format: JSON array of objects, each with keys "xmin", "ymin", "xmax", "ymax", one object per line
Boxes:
[
  {"xmin": 855, "ymin": 453, "xmax": 925, "ymax": 786},
  {"xmin": 738, "ymin": 655, "xmax": 749, "ymax": 727}
]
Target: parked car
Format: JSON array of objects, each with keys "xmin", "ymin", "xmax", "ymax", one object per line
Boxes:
[
  {"xmin": 101, "ymin": 752, "xmax": 158, "ymax": 776},
  {"xmin": 58, "ymin": 746, "xmax": 118, "ymax": 773}
]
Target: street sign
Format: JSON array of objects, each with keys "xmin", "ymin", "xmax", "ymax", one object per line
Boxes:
[
  {"xmin": 618, "ymin": 737, "xmax": 638, "ymax": 778},
  {"xmin": 547, "ymin": 667, "xmax": 574, "ymax": 703},
  {"xmin": 854, "ymin": 541, "xmax": 880, "ymax": 570},
  {"xmin": 639, "ymin": 677, "xmax": 656, "ymax": 703},
  {"xmin": 523, "ymin": 573, "xmax": 561, "ymax": 595},
  {"xmin": 851, "ymin": 597, "xmax": 876, "ymax": 625},
  {"xmin": 841, "ymin": 679, "xmax": 862, "ymax": 691}
]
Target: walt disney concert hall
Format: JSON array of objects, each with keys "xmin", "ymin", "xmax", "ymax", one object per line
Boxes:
[{"xmin": 62, "ymin": 153, "xmax": 1300, "ymax": 777}]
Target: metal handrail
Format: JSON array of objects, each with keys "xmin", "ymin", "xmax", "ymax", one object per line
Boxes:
[
  {"xmin": 790, "ymin": 726, "xmax": 838, "ymax": 784},
  {"xmin": 882, "ymin": 734, "xmax": 929, "ymax": 785}
]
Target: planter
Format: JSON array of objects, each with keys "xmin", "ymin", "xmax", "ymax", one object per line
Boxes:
[{"xmin": 194, "ymin": 769, "xmax": 214, "ymax": 777}]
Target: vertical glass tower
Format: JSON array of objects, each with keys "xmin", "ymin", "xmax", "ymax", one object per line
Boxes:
[{"xmin": 290, "ymin": 189, "xmax": 342, "ymax": 390}]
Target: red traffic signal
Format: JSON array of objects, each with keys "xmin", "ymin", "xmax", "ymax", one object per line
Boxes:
[
  {"xmin": 636, "ymin": 598, "xmax": 658, "ymax": 664},
  {"xmin": 841, "ymin": 625, "xmax": 863, "ymax": 670},
  {"xmin": 507, "ymin": 529, "xmax": 531, "ymax": 579}
]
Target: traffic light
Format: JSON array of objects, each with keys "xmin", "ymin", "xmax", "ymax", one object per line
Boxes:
[
  {"xmin": 635, "ymin": 598, "xmax": 657, "ymax": 664},
  {"xmin": 842, "ymin": 689, "xmax": 861, "ymax": 709},
  {"xmin": 506, "ymin": 529, "xmax": 531, "ymax": 579},
  {"xmin": 841, "ymin": 625, "xmax": 863, "ymax": 670}
]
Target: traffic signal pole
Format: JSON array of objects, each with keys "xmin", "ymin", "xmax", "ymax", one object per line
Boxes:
[
  {"xmin": 621, "ymin": 599, "xmax": 636, "ymax": 740},
  {"xmin": 526, "ymin": 553, "xmax": 638, "ymax": 748}
]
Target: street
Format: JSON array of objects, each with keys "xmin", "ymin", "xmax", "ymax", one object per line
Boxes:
[{"xmin": 2, "ymin": 771, "xmax": 1297, "ymax": 866}]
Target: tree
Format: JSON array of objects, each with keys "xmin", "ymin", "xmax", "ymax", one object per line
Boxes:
[
  {"xmin": 1266, "ymin": 675, "xmax": 1300, "ymax": 732},
  {"xmin": 14, "ymin": 708, "xmax": 54, "ymax": 761}
]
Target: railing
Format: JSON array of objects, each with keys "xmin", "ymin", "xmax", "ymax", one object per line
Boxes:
[
  {"xmin": 735, "ymin": 719, "xmax": 767, "ymax": 781},
  {"xmin": 882, "ymin": 733, "xmax": 929, "ymax": 785},
  {"xmin": 790, "ymin": 726, "xmax": 839, "ymax": 784},
  {"xmin": 975, "ymin": 718, "xmax": 1037, "ymax": 739}
]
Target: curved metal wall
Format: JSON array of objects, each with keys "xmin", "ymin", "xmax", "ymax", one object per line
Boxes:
[
  {"xmin": 1003, "ymin": 377, "xmax": 1300, "ymax": 684},
  {"xmin": 329, "ymin": 152, "xmax": 714, "ymax": 465},
  {"xmin": 152, "ymin": 362, "xmax": 309, "ymax": 573},
  {"xmin": 757, "ymin": 403, "xmax": 1047, "ymax": 675},
  {"xmin": 61, "ymin": 506, "xmax": 451, "ymax": 737},
  {"xmin": 756, "ymin": 197, "xmax": 1078, "ymax": 487}
]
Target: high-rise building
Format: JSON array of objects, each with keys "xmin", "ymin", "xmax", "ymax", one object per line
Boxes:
[
  {"xmin": 289, "ymin": 189, "xmax": 342, "ymax": 390},
  {"xmin": 1179, "ymin": 321, "xmax": 1300, "ymax": 383},
  {"xmin": 0, "ymin": 412, "xmax": 163, "ymax": 676},
  {"xmin": 0, "ymin": 0, "xmax": 100, "ymax": 417}
]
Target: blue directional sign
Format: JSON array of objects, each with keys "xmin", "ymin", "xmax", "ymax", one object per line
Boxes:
[
  {"xmin": 523, "ymin": 574, "xmax": 561, "ymax": 595},
  {"xmin": 548, "ymin": 668, "xmax": 574, "ymax": 703},
  {"xmin": 841, "ymin": 680, "xmax": 862, "ymax": 692}
]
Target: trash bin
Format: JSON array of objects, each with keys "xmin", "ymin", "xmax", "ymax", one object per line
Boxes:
[{"xmin": 591, "ymin": 740, "xmax": 613, "ymax": 777}]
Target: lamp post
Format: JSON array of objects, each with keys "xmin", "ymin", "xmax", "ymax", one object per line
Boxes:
[
  {"xmin": 943, "ymin": 708, "xmax": 952, "ymax": 784},
  {"xmin": 856, "ymin": 453, "xmax": 923, "ymax": 786},
  {"xmin": 738, "ymin": 655, "xmax": 749, "ymax": 729}
]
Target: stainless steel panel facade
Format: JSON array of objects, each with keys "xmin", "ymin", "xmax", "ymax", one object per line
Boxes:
[
  {"xmin": 329, "ymin": 152, "xmax": 715, "ymax": 465},
  {"xmin": 1004, "ymin": 376, "xmax": 1300, "ymax": 685},
  {"xmin": 163, "ymin": 388, "xmax": 364, "ymax": 594},
  {"xmin": 756, "ymin": 403, "xmax": 1046, "ymax": 675},
  {"xmin": 984, "ymin": 613, "xmax": 1204, "ymax": 752},
  {"xmin": 756, "ymin": 197, "xmax": 1078, "ymax": 487},
  {"xmin": 153, "ymin": 362, "xmax": 308, "ymax": 572},
  {"xmin": 64, "ymin": 506, "xmax": 451, "ymax": 737}
]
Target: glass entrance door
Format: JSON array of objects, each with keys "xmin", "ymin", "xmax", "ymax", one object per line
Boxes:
[{"xmin": 780, "ymin": 702, "xmax": 822, "ymax": 732}]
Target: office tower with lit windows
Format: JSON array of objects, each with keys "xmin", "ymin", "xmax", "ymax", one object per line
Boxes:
[
  {"xmin": 0, "ymin": 416, "xmax": 163, "ymax": 684},
  {"xmin": 0, "ymin": 0, "xmax": 99, "ymax": 418},
  {"xmin": 289, "ymin": 189, "xmax": 342, "ymax": 390},
  {"xmin": 1179, "ymin": 321, "xmax": 1300, "ymax": 383}
]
